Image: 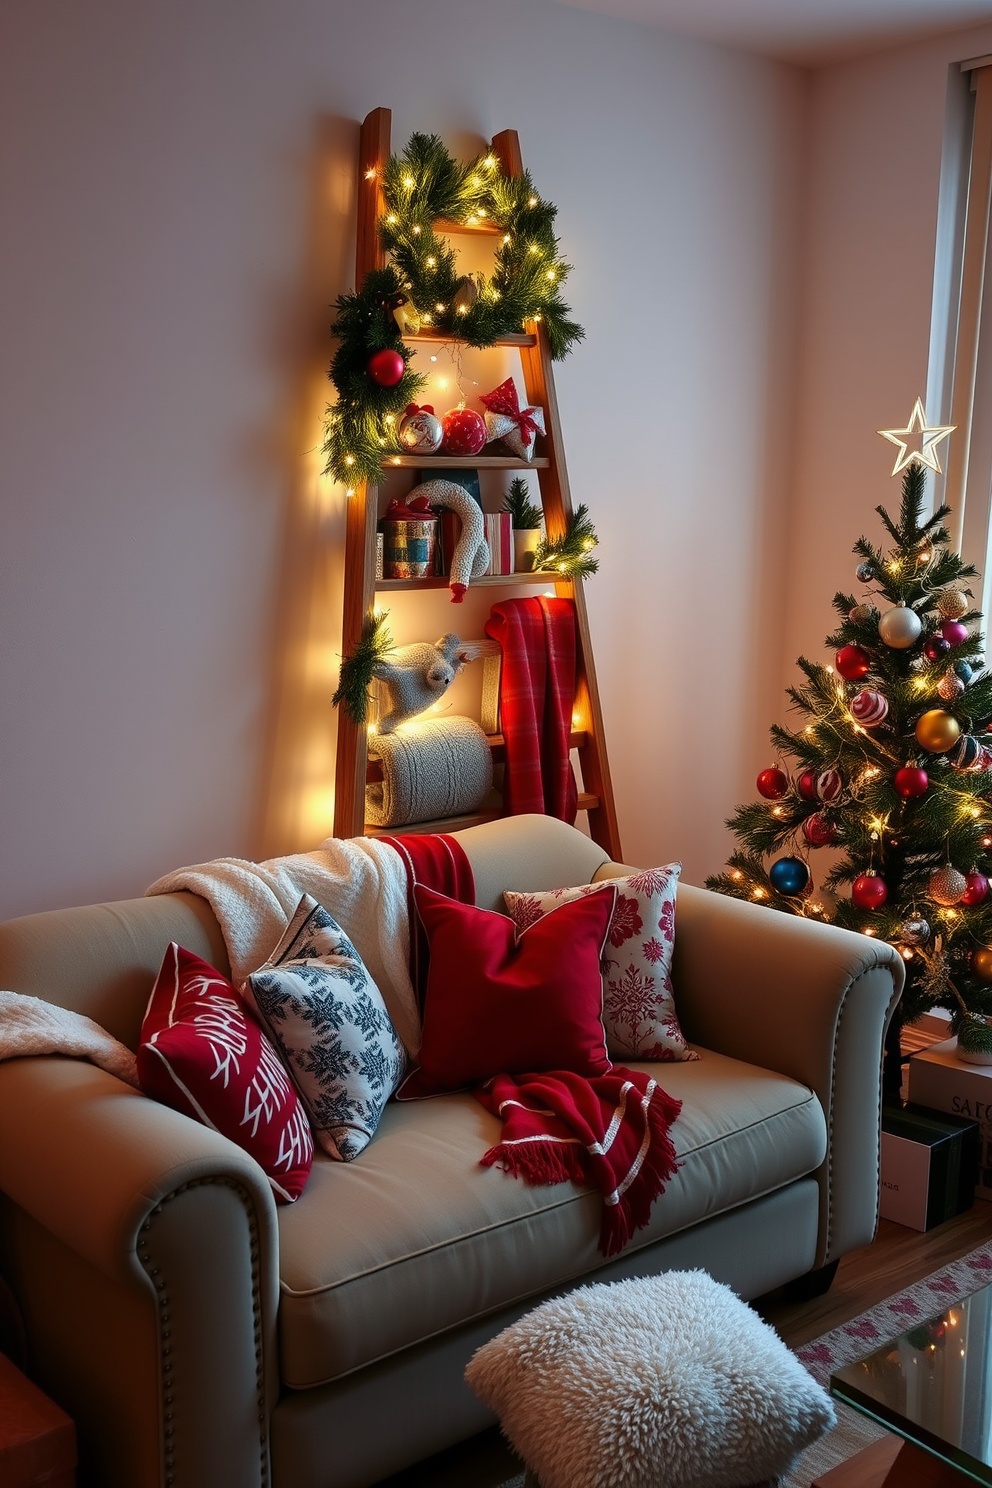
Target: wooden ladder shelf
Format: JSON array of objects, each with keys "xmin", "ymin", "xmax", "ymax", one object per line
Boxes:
[{"xmin": 332, "ymin": 107, "xmax": 621, "ymax": 860}]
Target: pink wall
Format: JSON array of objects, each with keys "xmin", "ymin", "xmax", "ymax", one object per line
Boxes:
[
  {"xmin": 783, "ymin": 23, "xmax": 992, "ymax": 719},
  {"xmin": 1, "ymin": 0, "xmax": 807, "ymax": 914}
]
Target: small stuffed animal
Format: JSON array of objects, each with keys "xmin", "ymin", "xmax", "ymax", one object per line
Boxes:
[{"xmin": 373, "ymin": 633, "xmax": 469, "ymax": 734}]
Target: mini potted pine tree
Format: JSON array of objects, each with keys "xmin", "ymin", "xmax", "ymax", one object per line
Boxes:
[
  {"xmin": 503, "ymin": 476, "xmax": 543, "ymax": 572},
  {"xmin": 707, "ymin": 462, "xmax": 992, "ymax": 1088}
]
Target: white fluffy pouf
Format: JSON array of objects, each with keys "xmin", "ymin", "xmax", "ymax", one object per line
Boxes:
[{"xmin": 465, "ymin": 1270, "xmax": 836, "ymax": 1488}]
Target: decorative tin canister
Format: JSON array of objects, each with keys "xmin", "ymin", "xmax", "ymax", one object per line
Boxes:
[{"xmin": 381, "ymin": 497, "xmax": 437, "ymax": 579}]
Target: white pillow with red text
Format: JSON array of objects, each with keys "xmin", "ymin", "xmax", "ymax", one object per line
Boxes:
[{"xmin": 504, "ymin": 864, "xmax": 696, "ymax": 1062}]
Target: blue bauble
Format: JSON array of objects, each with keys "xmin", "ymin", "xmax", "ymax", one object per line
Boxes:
[
  {"xmin": 769, "ymin": 856, "xmax": 811, "ymax": 897},
  {"xmin": 954, "ymin": 661, "xmax": 973, "ymax": 683}
]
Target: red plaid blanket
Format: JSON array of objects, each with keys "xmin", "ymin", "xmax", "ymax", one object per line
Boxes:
[
  {"xmin": 377, "ymin": 832, "xmax": 475, "ymax": 1009},
  {"xmin": 476, "ymin": 1069, "xmax": 682, "ymax": 1256},
  {"xmin": 484, "ymin": 596, "xmax": 578, "ymax": 821}
]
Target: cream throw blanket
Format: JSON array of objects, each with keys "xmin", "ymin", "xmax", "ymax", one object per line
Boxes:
[
  {"xmin": 145, "ymin": 837, "xmax": 421, "ymax": 1057},
  {"xmin": 0, "ymin": 990, "xmax": 140, "ymax": 1087}
]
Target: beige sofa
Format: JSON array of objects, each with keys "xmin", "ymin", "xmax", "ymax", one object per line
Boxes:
[{"xmin": 0, "ymin": 815, "xmax": 903, "ymax": 1488}]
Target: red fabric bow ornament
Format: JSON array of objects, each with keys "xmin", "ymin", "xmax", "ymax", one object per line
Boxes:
[{"xmin": 480, "ymin": 378, "xmax": 546, "ymax": 460}]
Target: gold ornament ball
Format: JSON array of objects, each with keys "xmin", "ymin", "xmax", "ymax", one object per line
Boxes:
[
  {"xmin": 971, "ymin": 947, "xmax": 992, "ymax": 983},
  {"xmin": 937, "ymin": 588, "xmax": 968, "ymax": 620},
  {"xmin": 929, "ymin": 865, "xmax": 967, "ymax": 906},
  {"xmin": 915, "ymin": 709, "xmax": 961, "ymax": 753}
]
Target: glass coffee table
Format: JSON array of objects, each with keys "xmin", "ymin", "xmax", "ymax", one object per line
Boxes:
[{"xmin": 818, "ymin": 1281, "xmax": 992, "ymax": 1486}]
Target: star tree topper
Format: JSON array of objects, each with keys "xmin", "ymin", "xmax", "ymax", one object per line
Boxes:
[{"xmin": 877, "ymin": 397, "xmax": 955, "ymax": 476}]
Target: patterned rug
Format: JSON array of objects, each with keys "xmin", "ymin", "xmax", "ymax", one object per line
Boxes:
[
  {"xmin": 494, "ymin": 1240, "xmax": 992, "ymax": 1488},
  {"xmin": 782, "ymin": 1239, "xmax": 992, "ymax": 1487}
]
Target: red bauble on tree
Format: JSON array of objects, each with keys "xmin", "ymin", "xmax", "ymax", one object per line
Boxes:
[
  {"xmin": 756, "ymin": 767, "xmax": 788, "ymax": 800},
  {"xmin": 894, "ymin": 766, "xmax": 929, "ymax": 799},
  {"xmin": 797, "ymin": 770, "xmax": 818, "ymax": 801},
  {"xmin": 440, "ymin": 406, "xmax": 487, "ymax": 456},
  {"xmin": 835, "ymin": 645, "xmax": 871, "ymax": 680},
  {"xmin": 852, "ymin": 873, "xmax": 888, "ymax": 910},
  {"xmin": 803, "ymin": 813, "xmax": 837, "ymax": 847},
  {"xmin": 366, "ymin": 348, "xmax": 406, "ymax": 387},
  {"xmin": 962, "ymin": 871, "xmax": 990, "ymax": 907}
]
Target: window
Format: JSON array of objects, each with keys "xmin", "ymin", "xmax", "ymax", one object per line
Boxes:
[{"xmin": 927, "ymin": 57, "xmax": 992, "ymax": 616}]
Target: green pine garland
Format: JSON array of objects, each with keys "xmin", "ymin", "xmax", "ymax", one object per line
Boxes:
[
  {"xmin": 331, "ymin": 610, "xmax": 392, "ymax": 724},
  {"xmin": 322, "ymin": 132, "xmax": 584, "ymax": 487},
  {"xmin": 706, "ymin": 462, "xmax": 992, "ymax": 1034},
  {"xmin": 533, "ymin": 504, "xmax": 599, "ymax": 579}
]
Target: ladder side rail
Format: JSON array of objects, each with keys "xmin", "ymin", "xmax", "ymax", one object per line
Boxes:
[
  {"xmin": 491, "ymin": 130, "xmax": 623, "ymax": 861},
  {"xmin": 332, "ymin": 108, "xmax": 393, "ymax": 839}
]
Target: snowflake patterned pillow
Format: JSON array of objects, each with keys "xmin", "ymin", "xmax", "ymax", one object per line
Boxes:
[
  {"xmin": 137, "ymin": 943, "xmax": 313, "ymax": 1203},
  {"xmin": 504, "ymin": 864, "xmax": 697, "ymax": 1062},
  {"xmin": 243, "ymin": 895, "xmax": 407, "ymax": 1162}
]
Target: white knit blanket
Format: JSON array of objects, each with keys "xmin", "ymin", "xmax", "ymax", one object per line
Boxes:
[
  {"xmin": 145, "ymin": 837, "xmax": 421, "ymax": 1056},
  {"xmin": 0, "ymin": 989, "xmax": 140, "ymax": 1087}
]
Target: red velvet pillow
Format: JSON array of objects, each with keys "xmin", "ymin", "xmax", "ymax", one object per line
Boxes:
[
  {"xmin": 398, "ymin": 883, "xmax": 617, "ymax": 1099},
  {"xmin": 137, "ymin": 943, "xmax": 313, "ymax": 1203}
]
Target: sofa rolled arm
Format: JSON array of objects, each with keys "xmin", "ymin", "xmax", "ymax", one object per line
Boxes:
[
  {"xmin": 0, "ymin": 1055, "xmax": 279, "ymax": 1488},
  {"xmin": 670, "ymin": 883, "xmax": 904, "ymax": 1265}
]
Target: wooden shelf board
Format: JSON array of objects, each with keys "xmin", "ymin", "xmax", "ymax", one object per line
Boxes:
[
  {"xmin": 363, "ymin": 795, "xmax": 599, "ymax": 837},
  {"xmin": 375, "ymin": 571, "xmax": 564, "ymax": 592},
  {"xmin": 432, "ymin": 216, "xmax": 502, "ymax": 237},
  {"xmin": 408, "ymin": 330, "xmax": 536, "ymax": 347},
  {"xmin": 381, "ymin": 455, "xmax": 548, "ymax": 470},
  {"xmin": 366, "ymin": 730, "xmax": 590, "ymax": 782}
]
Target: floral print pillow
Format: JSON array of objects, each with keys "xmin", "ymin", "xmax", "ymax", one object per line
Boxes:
[{"xmin": 504, "ymin": 864, "xmax": 696, "ymax": 1062}]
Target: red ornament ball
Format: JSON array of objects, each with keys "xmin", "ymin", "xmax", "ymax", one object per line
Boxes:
[
  {"xmin": 852, "ymin": 873, "xmax": 888, "ymax": 910},
  {"xmin": 802, "ymin": 813, "xmax": 837, "ymax": 847},
  {"xmin": 962, "ymin": 871, "xmax": 990, "ymax": 907},
  {"xmin": 925, "ymin": 635, "xmax": 951, "ymax": 661},
  {"xmin": 797, "ymin": 770, "xmax": 818, "ymax": 801},
  {"xmin": 941, "ymin": 619, "xmax": 969, "ymax": 647},
  {"xmin": 366, "ymin": 348, "xmax": 406, "ymax": 387},
  {"xmin": 894, "ymin": 765, "xmax": 929, "ymax": 799},
  {"xmin": 440, "ymin": 406, "xmax": 487, "ymax": 456},
  {"xmin": 756, "ymin": 767, "xmax": 788, "ymax": 800},
  {"xmin": 835, "ymin": 645, "xmax": 871, "ymax": 680}
]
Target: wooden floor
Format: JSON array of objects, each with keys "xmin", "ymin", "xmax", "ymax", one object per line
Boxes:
[{"xmin": 373, "ymin": 1200, "xmax": 992, "ymax": 1488}]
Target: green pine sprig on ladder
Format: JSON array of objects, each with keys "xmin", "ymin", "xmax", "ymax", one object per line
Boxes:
[
  {"xmin": 533, "ymin": 504, "xmax": 600, "ymax": 578},
  {"xmin": 332, "ymin": 611, "xmax": 392, "ymax": 725}
]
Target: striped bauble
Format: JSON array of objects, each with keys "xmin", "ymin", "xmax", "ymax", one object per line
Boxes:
[
  {"xmin": 850, "ymin": 690, "xmax": 889, "ymax": 727},
  {"xmin": 949, "ymin": 734, "xmax": 983, "ymax": 772}
]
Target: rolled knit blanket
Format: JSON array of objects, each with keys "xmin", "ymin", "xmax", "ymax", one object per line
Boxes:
[{"xmin": 366, "ymin": 716, "xmax": 494, "ymax": 828}]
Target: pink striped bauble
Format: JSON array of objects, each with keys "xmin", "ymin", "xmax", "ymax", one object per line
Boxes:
[
  {"xmin": 850, "ymin": 690, "xmax": 889, "ymax": 726},
  {"xmin": 816, "ymin": 769, "xmax": 843, "ymax": 803}
]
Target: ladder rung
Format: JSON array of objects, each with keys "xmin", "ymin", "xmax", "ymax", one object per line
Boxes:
[
  {"xmin": 380, "ymin": 455, "xmax": 548, "ymax": 470},
  {"xmin": 366, "ymin": 729, "xmax": 590, "ymax": 781},
  {"xmin": 408, "ymin": 330, "xmax": 537, "ymax": 348},
  {"xmin": 363, "ymin": 792, "xmax": 600, "ymax": 838}
]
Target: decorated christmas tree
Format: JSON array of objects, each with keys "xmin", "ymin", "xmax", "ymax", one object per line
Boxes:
[{"xmin": 706, "ymin": 446, "xmax": 992, "ymax": 1073}]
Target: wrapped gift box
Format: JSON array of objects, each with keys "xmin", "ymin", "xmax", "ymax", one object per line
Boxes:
[
  {"xmin": 879, "ymin": 1103, "xmax": 978, "ymax": 1230},
  {"xmin": 907, "ymin": 1038, "xmax": 992, "ymax": 1199}
]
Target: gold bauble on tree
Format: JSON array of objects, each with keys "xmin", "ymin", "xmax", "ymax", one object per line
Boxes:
[
  {"xmin": 928, "ymin": 865, "xmax": 967, "ymax": 906},
  {"xmin": 937, "ymin": 588, "xmax": 968, "ymax": 620},
  {"xmin": 971, "ymin": 947, "xmax": 992, "ymax": 983},
  {"xmin": 915, "ymin": 709, "xmax": 961, "ymax": 753}
]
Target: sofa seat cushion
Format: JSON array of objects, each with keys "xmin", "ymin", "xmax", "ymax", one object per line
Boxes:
[{"xmin": 276, "ymin": 1046, "xmax": 827, "ymax": 1389}]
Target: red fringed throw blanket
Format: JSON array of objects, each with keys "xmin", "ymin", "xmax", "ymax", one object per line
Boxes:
[
  {"xmin": 476, "ymin": 1069, "xmax": 681, "ymax": 1257},
  {"xmin": 383, "ymin": 833, "xmax": 682, "ymax": 1255},
  {"xmin": 485, "ymin": 596, "xmax": 578, "ymax": 822}
]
